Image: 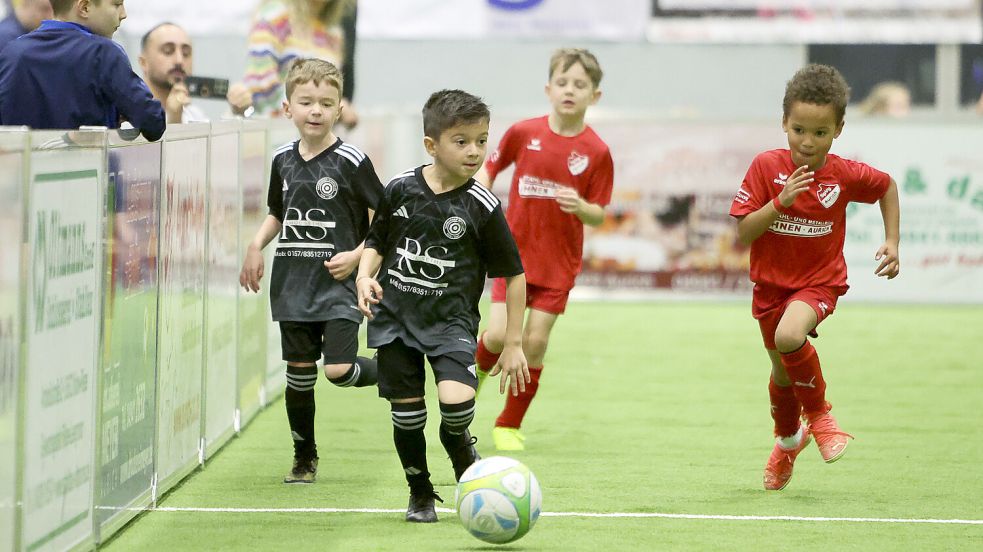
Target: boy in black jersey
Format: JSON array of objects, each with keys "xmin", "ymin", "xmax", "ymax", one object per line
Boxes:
[
  {"xmin": 356, "ymin": 89, "xmax": 529, "ymax": 523},
  {"xmin": 239, "ymin": 59, "xmax": 384, "ymax": 484}
]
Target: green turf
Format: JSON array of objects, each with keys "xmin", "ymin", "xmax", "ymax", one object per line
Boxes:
[{"xmin": 102, "ymin": 301, "xmax": 983, "ymax": 551}]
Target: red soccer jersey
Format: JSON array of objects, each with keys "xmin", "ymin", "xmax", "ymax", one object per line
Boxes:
[
  {"xmin": 729, "ymin": 149, "xmax": 890, "ymax": 291},
  {"xmin": 485, "ymin": 116, "xmax": 614, "ymax": 291}
]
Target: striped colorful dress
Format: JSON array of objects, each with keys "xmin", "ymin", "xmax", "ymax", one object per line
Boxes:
[{"xmin": 244, "ymin": 0, "xmax": 356, "ymax": 116}]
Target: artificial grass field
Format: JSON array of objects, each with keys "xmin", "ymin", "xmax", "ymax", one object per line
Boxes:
[{"xmin": 103, "ymin": 301, "xmax": 983, "ymax": 551}]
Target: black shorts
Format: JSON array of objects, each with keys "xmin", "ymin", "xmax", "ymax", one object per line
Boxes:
[
  {"xmin": 376, "ymin": 339, "xmax": 477, "ymax": 400},
  {"xmin": 279, "ymin": 319, "xmax": 359, "ymax": 364}
]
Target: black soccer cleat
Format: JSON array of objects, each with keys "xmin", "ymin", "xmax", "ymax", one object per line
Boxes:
[
  {"xmin": 283, "ymin": 456, "xmax": 318, "ymax": 484},
  {"xmin": 406, "ymin": 490, "xmax": 442, "ymax": 523},
  {"xmin": 447, "ymin": 431, "xmax": 480, "ymax": 482}
]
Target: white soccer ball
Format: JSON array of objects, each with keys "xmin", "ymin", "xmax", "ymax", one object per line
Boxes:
[{"xmin": 454, "ymin": 456, "xmax": 541, "ymax": 544}]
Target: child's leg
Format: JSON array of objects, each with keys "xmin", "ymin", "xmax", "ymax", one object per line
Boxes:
[
  {"xmin": 475, "ymin": 283, "xmax": 509, "ymax": 373},
  {"xmin": 494, "ymin": 308, "xmax": 556, "ymax": 430},
  {"xmin": 434, "ymin": 362, "xmax": 479, "ymax": 481},
  {"xmin": 774, "ymin": 301, "xmax": 825, "ymax": 414},
  {"xmin": 766, "ymin": 349, "xmax": 801, "ymax": 439},
  {"xmin": 321, "ymin": 319, "xmax": 377, "ymax": 387},
  {"xmin": 378, "ymin": 340, "xmax": 438, "ymax": 522},
  {"xmin": 279, "ymin": 322, "xmax": 322, "ymax": 482}
]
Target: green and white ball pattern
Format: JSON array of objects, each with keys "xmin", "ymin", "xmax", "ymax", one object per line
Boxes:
[{"xmin": 455, "ymin": 456, "xmax": 541, "ymax": 544}]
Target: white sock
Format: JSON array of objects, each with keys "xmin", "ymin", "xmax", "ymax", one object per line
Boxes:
[{"xmin": 777, "ymin": 425, "xmax": 804, "ymax": 450}]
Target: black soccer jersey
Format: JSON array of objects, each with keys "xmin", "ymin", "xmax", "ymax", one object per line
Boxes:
[
  {"xmin": 267, "ymin": 138, "xmax": 384, "ymax": 322},
  {"xmin": 364, "ymin": 166, "xmax": 524, "ymax": 356}
]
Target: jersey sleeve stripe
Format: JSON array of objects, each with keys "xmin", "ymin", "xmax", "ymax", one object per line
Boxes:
[
  {"xmin": 386, "ymin": 169, "xmax": 415, "ymax": 186},
  {"xmin": 334, "ymin": 148, "xmax": 360, "ymax": 167},
  {"xmin": 337, "ymin": 143, "xmax": 366, "ymax": 162},
  {"xmin": 467, "ymin": 188, "xmax": 496, "ymax": 212},
  {"xmin": 468, "ymin": 183, "xmax": 500, "ymax": 207},
  {"xmin": 273, "ymin": 140, "xmax": 294, "ymax": 156}
]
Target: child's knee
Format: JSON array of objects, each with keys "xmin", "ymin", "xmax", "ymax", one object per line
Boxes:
[
  {"xmin": 773, "ymin": 328, "xmax": 806, "ymax": 353},
  {"xmin": 322, "ymin": 362, "xmax": 349, "ymax": 380}
]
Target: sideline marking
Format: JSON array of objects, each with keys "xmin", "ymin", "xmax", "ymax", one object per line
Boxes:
[{"xmin": 123, "ymin": 507, "xmax": 983, "ymax": 525}]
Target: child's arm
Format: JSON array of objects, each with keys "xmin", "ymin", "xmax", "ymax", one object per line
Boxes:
[
  {"xmin": 325, "ymin": 208, "xmax": 376, "ymax": 280},
  {"xmin": 874, "ymin": 178, "xmax": 900, "ymax": 279},
  {"xmin": 736, "ymin": 165, "xmax": 814, "ymax": 245},
  {"xmin": 355, "ymin": 247, "xmax": 384, "ymax": 318},
  {"xmin": 239, "ymin": 214, "xmax": 282, "ymax": 292},
  {"xmin": 556, "ymin": 187, "xmax": 605, "ymax": 227},
  {"xmin": 489, "ymin": 273, "xmax": 530, "ymax": 396}
]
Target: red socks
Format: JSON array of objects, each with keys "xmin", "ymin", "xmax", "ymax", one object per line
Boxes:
[
  {"xmin": 475, "ymin": 333, "xmax": 500, "ymax": 374},
  {"xmin": 769, "ymin": 378, "xmax": 801, "ymax": 438},
  {"xmin": 780, "ymin": 341, "xmax": 828, "ymax": 416},
  {"xmin": 495, "ymin": 366, "xmax": 542, "ymax": 429}
]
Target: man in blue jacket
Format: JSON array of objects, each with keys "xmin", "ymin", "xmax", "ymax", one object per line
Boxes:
[{"xmin": 0, "ymin": 0, "xmax": 165, "ymax": 141}]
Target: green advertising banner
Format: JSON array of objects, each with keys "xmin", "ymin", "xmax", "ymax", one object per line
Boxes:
[
  {"xmin": 204, "ymin": 128, "xmax": 240, "ymax": 455},
  {"xmin": 156, "ymin": 135, "xmax": 207, "ymax": 492},
  {"xmin": 237, "ymin": 129, "xmax": 269, "ymax": 429},
  {"xmin": 96, "ymin": 143, "xmax": 162, "ymax": 538},
  {"xmin": 0, "ymin": 132, "xmax": 26, "ymax": 552},
  {"xmin": 23, "ymin": 150, "xmax": 103, "ymax": 552}
]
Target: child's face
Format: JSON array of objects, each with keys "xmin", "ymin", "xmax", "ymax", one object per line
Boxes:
[
  {"xmin": 545, "ymin": 61, "xmax": 600, "ymax": 119},
  {"xmin": 283, "ymin": 80, "xmax": 342, "ymax": 143},
  {"xmin": 84, "ymin": 0, "xmax": 127, "ymax": 38},
  {"xmin": 782, "ymin": 101, "xmax": 844, "ymax": 169},
  {"xmin": 425, "ymin": 119, "xmax": 489, "ymax": 182}
]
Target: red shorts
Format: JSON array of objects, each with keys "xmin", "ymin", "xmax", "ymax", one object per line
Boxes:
[
  {"xmin": 490, "ymin": 278, "xmax": 569, "ymax": 315},
  {"xmin": 753, "ymin": 285, "xmax": 845, "ymax": 350}
]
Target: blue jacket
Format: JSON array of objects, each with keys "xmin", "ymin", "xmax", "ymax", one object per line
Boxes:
[{"xmin": 0, "ymin": 20, "xmax": 165, "ymax": 141}]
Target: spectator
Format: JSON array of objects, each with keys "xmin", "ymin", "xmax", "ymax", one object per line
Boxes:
[
  {"xmin": 138, "ymin": 22, "xmax": 252, "ymax": 123},
  {"xmin": 0, "ymin": 0, "xmax": 165, "ymax": 141},
  {"xmin": 242, "ymin": 0, "xmax": 359, "ymax": 128},
  {"xmin": 0, "ymin": 0, "xmax": 52, "ymax": 52},
  {"xmin": 858, "ymin": 81, "xmax": 911, "ymax": 118}
]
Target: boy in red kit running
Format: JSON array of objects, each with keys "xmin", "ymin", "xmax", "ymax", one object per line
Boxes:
[
  {"xmin": 473, "ymin": 48, "xmax": 614, "ymax": 451},
  {"xmin": 730, "ymin": 64, "xmax": 900, "ymax": 491}
]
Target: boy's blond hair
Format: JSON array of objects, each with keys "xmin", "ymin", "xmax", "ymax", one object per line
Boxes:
[
  {"xmin": 549, "ymin": 48, "xmax": 603, "ymax": 88},
  {"xmin": 284, "ymin": 58, "xmax": 343, "ymax": 101},
  {"xmin": 783, "ymin": 64, "xmax": 851, "ymax": 124}
]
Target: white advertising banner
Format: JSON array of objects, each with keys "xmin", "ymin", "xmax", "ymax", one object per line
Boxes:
[
  {"xmin": 359, "ymin": 0, "xmax": 649, "ymax": 40},
  {"xmin": 0, "ymin": 133, "xmax": 26, "ymax": 552},
  {"xmin": 22, "ymin": 154, "xmax": 102, "ymax": 552},
  {"xmin": 156, "ymin": 136, "xmax": 207, "ymax": 490},
  {"xmin": 204, "ymin": 129, "xmax": 240, "ymax": 454}
]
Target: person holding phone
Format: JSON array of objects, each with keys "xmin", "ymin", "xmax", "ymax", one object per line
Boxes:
[{"xmin": 138, "ymin": 21, "xmax": 253, "ymax": 123}]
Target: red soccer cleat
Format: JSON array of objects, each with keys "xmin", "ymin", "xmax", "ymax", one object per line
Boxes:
[{"xmin": 764, "ymin": 426, "xmax": 812, "ymax": 491}]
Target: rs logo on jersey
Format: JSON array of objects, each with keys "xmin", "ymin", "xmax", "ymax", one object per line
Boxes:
[
  {"xmin": 567, "ymin": 151, "xmax": 589, "ymax": 175},
  {"xmin": 817, "ymin": 183, "xmax": 840, "ymax": 208}
]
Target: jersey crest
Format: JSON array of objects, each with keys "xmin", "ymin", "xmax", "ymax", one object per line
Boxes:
[
  {"xmin": 567, "ymin": 151, "xmax": 589, "ymax": 175},
  {"xmin": 443, "ymin": 217, "xmax": 467, "ymax": 239},
  {"xmin": 316, "ymin": 176, "xmax": 338, "ymax": 200},
  {"xmin": 817, "ymin": 183, "xmax": 840, "ymax": 208}
]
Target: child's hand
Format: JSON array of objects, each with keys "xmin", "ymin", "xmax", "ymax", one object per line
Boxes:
[
  {"xmin": 555, "ymin": 186, "xmax": 583, "ymax": 215},
  {"xmin": 239, "ymin": 246, "xmax": 264, "ymax": 292},
  {"xmin": 874, "ymin": 241, "xmax": 900, "ymax": 279},
  {"xmin": 356, "ymin": 277, "xmax": 382, "ymax": 318},
  {"xmin": 325, "ymin": 250, "xmax": 359, "ymax": 281},
  {"xmin": 490, "ymin": 343, "xmax": 529, "ymax": 396},
  {"xmin": 776, "ymin": 165, "xmax": 814, "ymax": 209}
]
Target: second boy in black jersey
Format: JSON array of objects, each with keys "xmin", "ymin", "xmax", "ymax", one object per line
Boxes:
[
  {"xmin": 240, "ymin": 59, "xmax": 383, "ymax": 484},
  {"xmin": 356, "ymin": 90, "xmax": 529, "ymax": 524}
]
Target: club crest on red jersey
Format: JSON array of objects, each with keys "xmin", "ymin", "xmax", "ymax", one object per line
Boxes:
[
  {"xmin": 567, "ymin": 151, "xmax": 588, "ymax": 176},
  {"xmin": 817, "ymin": 183, "xmax": 840, "ymax": 208}
]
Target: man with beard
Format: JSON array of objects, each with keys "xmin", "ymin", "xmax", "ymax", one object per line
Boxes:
[{"xmin": 139, "ymin": 22, "xmax": 252, "ymax": 123}]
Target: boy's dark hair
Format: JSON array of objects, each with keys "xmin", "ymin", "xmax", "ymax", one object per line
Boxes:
[
  {"xmin": 783, "ymin": 64, "xmax": 851, "ymax": 123},
  {"xmin": 422, "ymin": 89, "xmax": 490, "ymax": 139},
  {"xmin": 50, "ymin": 0, "xmax": 91, "ymax": 15},
  {"xmin": 549, "ymin": 48, "xmax": 603, "ymax": 88}
]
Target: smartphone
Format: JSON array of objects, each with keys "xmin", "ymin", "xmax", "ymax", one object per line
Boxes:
[{"xmin": 184, "ymin": 76, "xmax": 230, "ymax": 99}]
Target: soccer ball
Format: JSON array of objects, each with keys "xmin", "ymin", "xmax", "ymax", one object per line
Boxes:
[{"xmin": 455, "ymin": 456, "xmax": 541, "ymax": 544}]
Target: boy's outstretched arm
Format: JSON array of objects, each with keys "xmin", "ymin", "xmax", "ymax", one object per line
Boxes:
[
  {"xmin": 355, "ymin": 247, "xmax": 384, "ymax": 318},
  {"xmin": 736, "ymin": 165, "xmax": 814, "ymax": 245},
  {"xmin": 326, "ymin": 209, "xmax": 375, "ymax": 280},
  {"xmin": 874, "ymin": 178, "xmax": 900, "ymax": 279},
  {"xmin": 490, "ymin": 273, "xmax": 529, "ymax": 396},
  {"xmin": 239, "ymin": 214, "xmax": 282, "ymax": 292}
]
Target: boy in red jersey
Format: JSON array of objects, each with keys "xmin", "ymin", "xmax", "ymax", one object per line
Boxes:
[
  {"xmin": 729, "ymin": 64, "xmax": 900, "ymax": 491},
  {"xmin": 473, "ymin": 48, "xmax": 614, "ymax": 451}
]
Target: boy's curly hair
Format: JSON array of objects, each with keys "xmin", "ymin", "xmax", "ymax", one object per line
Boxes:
[{"xmin": 783, "ymin": 64, "xmax": 851, "ymax": 123}]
